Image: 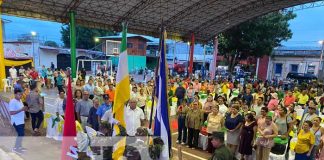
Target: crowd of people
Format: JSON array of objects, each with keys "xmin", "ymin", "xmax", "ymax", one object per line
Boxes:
[
  {"xmin": 172, "ymin": 77, "xmax": 324, "ymax": 160},
  {"xmin": 6, "ymin": 64, "xmax": 324, "ymax": 160}
]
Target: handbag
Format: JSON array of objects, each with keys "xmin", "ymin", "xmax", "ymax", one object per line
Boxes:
[{"xmin": 271, "ymin": 143, "xmax": 286, "ymax": 155}]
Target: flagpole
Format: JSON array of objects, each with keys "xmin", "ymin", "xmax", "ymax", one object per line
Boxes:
[{"xmin": 148, "ymin": 24, "xmax": 163, "ymax": 129}]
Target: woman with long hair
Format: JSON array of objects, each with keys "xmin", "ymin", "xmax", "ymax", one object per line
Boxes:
[
  {"xmin": 256, "ymin": 116, "xmax": 278, "ymax": 160},
  {"xmin": 26, "ymin": 82, "xmax": 44, "ymax": 135},
  {"xmin": 203, "ymin": 94, "xmax": 216, "ymax": 121},
  {"xmin": 295, "ymin": 120, "xmax": 315, "ymax": 160},
  {"xmin": 225, "ymin": 104, "xmax": 243, "ymax": 154},
  {"xmin": 239, "ymin": 113, "xmax": 257, "ymax": 160},
  {"xmin": 310, "ymin": 117, "xmax": 324, "ymax": 159},
  {"xmin": 206, "ymin": 105, "xmax": 224, "ymax": 153},
  {"xmin": 273, "ymin": 106, "xmax": 292, "ymax": 140}
]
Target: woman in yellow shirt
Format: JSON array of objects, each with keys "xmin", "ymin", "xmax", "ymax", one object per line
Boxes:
[{"xmin": 295, "ymin": 120, "xmax": 315, "ymax": 160}]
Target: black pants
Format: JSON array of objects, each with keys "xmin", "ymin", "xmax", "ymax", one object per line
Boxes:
[
  {"xmin": 57, "ymin": 85, "xmax": 63, "ymax": 93},
  {"xmin": 177, "ymin": 98, "xmax": 184, "ymax": 106},
  {"xmin": 187, "ymin": 128, "xmax": 200, "ymax": 148},
  {"xmin": 54, "ymin": 77, "xmax": 57, "ymax": 87},
  {"xmin": 207, "ymin": 133, "xmax": 215, "ymax": 153},
  {"xmin": 30, "ymin": 110, "xmax": 44, "ymax": 130},
  {"xmin": 177, "ymin": 116, "xmax": 187, "ymax": 143}
]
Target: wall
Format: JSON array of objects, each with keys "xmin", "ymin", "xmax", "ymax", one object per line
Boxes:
[
  {"xmin": 267, "ymin": 56, "xmax": 320, "ymax": 80},
  {"xmin": 39, "ymin": 49, "xmax": 58, "ymax": 69},
  {"xmin": 110, "ymin": 55, "xmax": 146, "ymax": 73},
  {"xmin": 257, "ymin": 56, "xmax": 269, "ymax": 81},
  {"xmin": 127, "ymin": 38, "xmax": 147, "ymax": 56}
]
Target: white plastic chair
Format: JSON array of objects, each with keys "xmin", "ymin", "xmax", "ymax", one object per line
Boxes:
[
  {"xmin": 269, "ymin": 143, "xmax": 288, "ymax": 160},
  {"xmin": 2, "ymin": 79, "xmax": 13, "ymax": 92}
]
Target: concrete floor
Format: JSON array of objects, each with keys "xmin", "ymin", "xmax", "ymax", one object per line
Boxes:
[{"xmin": 0, "ymin": 88, "xmax": 211, "ymax": 160}]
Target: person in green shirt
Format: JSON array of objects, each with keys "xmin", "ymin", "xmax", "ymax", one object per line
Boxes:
[
  {"xmin": 277, "ymin": 86, "xmax": 285, "ymax": 100},
  {"xmin": 209, "ymin": 131, "xmax": 236, "ymax": 160}
]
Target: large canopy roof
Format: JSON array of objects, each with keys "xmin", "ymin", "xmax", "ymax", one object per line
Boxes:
[{"xmin": 2, "ymin": 0, "xmax": 318, "ymax": 42}]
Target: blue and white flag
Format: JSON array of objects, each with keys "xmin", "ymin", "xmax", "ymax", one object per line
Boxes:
[{"xmin": 154, "ymin": 29, "xmax": 172, "ymax": 159}]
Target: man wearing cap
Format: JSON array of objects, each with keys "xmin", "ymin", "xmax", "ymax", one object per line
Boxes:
[
  {"xmin": 210, "ymin": 131, "xmax": 235, "ymax": 160},
  {"xmin": 97, "ymin": 94, "xmax": 112, "ymax": 119},
  {"xmin": 99, "ymin": 94, "xmax": 119, "ymax": 125}
]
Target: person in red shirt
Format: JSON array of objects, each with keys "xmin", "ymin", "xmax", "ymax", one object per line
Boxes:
[
  {"xmin": 29, "ymin": 67, "xmax": 39, "ymax": 80},
  {"xmin": 283, "ymin": 90, "xmax": 295, "ymax": 107}
]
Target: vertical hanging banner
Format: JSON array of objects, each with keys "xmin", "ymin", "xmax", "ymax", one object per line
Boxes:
[
  {"xmin": 188, "ymin": 33, "xmax": 195, "ymax": 77},
  {"xmin": 210, "ymin": 36, "xmax": 218, "ymax": 80}
]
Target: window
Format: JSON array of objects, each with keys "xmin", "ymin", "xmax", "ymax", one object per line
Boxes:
[
  {"xmin": 290, "ymin": 64, "xmax": 298, "ymax": 73},
  {"xmin": 127, "ymin": 43, "xmax": 133, "ymax": 48},
  {"xmin": 275, "ymin": 63, "xmax": 283, "ymax": 75},
  {"xmin": 307, "ymin": 65, "xmax": 315, "ymax": 74},
  {"xmin": 138, "ymin": 44, "xmax": 144, "ymax": 50}
]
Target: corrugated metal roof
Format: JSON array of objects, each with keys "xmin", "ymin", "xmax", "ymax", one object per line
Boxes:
[{"xmin": 2, "ymin": 0, "xmax": 316, "ymax": 42}]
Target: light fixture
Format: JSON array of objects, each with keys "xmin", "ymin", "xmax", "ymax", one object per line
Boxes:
[
  {"xmin": 31, "ymin": 31, "xmax": 37, "ymax": 36},
  {"xmin": 94, "ymin": 37, "xmax": 99, "ymax": 42}
]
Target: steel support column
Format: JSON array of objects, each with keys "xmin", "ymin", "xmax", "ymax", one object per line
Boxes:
[
  {"xmin": 0, "ymin": 0, "xmax": 6, "ymax": 89},
  {"xmin": 69, "ymin": 11, "xmax": 77, "ymax": 78}
]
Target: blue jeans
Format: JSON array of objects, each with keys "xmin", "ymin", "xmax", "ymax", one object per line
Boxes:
[
  {"xmin": 177, "ymin": 116, "xmax": 187, "ymax": 143},
  {"xmin": 13, "ymin": 123, "xmax": 25, "ymax": 148},
  {"xmin": 295, "ymin": 152, "xmax": 310, "ymax": 160}
]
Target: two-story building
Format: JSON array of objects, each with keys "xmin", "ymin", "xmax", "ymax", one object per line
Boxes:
[{"xmin": 98, "ymin": 34, "xmax": 152, "ymax": 73}]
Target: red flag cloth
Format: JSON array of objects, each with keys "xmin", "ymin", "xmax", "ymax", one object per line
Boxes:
[
  {"xmin": 61, "ymin": 77, "xmax": 77, "ymax": 160},
  {"xmin": 188, "ymin": 33, "xmax": 195, "ymax": 75}
]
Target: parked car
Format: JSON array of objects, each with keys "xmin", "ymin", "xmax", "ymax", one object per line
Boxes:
[{"xmin": 286, "ymin": 72, "xmax": 317, "ymax": 83}]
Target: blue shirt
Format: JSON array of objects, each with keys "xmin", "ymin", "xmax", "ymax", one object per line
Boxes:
[
  {"xmin": 96, "ymin": 103, "xmax": 112, "ymax": 118},
  {"xmin": 83, "ymin": 84, "xmax": 95, "ymax": 95},
  {"xmin": 41, "ymin": 69, "xmax": 47, "ymax": 77},
  {"xmin": 56, "ymin": 75, "xmax": 63, "ymax": 85},
  {"xmin": 225, "ymin": 113, "xmax": 243, "ymax": 130}
]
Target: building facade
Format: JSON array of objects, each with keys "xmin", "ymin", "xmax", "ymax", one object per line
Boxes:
[{"xmin": 266, "ymin": 46, "xmax": 322, "ymax": 80}]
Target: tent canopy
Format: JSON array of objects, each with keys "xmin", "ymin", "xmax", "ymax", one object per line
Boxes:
[{"xmin": 2, "ymin": 0, "xmax": 317, "ymax": 42}]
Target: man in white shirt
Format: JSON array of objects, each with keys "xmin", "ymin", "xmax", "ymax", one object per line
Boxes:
[
  {"xmin": 125, "ymin": 98, "xmax": 145, "ymax": 136},
  {"xmin": 130, "ymin": 86, "xmax": 138, "ymax": 100},
  {"xmin": 9, "ymin": 66, "xmax": 17, "ymax": 79},
  {"xmin": 252, "ymin": 97, "xmax": 265, "ymax": 118},
  {"xmin": 18, "ymin": 66, "xmax": 25, "ymax": 76},
  {"xmin": 9, "ymin": 88, "xmax": 28, "ymax": 154},
  {"xmin": 101, "ymin": 108, "xmax": 119, "ymax": 125},
  {"xmin": 55, "ymin": 90, "xmax": 66, "ymax": 116}
]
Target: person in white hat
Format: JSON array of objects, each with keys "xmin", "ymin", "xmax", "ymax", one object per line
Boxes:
[{"xmin": 267, "ymin": 92, "xmax": 279, "ymax": 111}]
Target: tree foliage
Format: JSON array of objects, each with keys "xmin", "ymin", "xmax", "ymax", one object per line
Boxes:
[
  {"xmin": 217, "ymin": 11, "xmax": 296, "ymax": 72},
  {"xmin": 61, "ymin": 25, "xmax": 115, "ymax": 49},
  {"xmin": 44, "ymin": 41, "xmax": 59, "ymax": 47}
]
